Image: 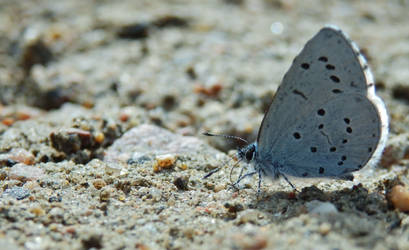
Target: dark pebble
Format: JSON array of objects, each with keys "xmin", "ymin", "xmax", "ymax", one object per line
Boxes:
[
  {"xmin": 392, "ymin": 85, "xmax": 409, "ymax": 103},
  {"xmin": 81, "ymin": 234, "xmax": 103, "ymax": 249},
  {"xmin": 19, "ymin": 39, "xmax": 54, "ymax": 73},
  {"xmin": 298, "ymin": 186, "xmax": 328, "ymax": 201},
  {"xmin": 152, "ymin": 15, "xmax": 188, "ymax": 28},
  {"xmin": 173, "ymin": 176, "xmax": 189, "ymax": 191},
  {"xmin": 117, "ymin": 23, "xmax": 149, "ymax": 40}
]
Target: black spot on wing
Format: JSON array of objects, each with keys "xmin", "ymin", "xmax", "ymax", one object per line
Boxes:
[{"xmin": 292, "ymin": 89, "xmax": 308, "ymax": 100}]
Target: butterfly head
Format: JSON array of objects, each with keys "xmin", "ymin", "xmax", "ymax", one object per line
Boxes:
[{"xmin": 238, "ymin": 143, "xmax": 257, "ymax": 163}]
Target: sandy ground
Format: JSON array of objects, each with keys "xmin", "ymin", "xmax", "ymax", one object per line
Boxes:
[{"xmin": 1, "ymin": 0, "xmax": 409, "ymax": 249}]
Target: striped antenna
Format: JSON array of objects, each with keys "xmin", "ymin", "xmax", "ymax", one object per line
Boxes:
[{"xmin": 202, "ymin": 132, "xmax": 248, "ymax": 144}]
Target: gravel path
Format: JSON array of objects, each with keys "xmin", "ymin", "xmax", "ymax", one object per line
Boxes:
[{"xmin": 1, "ymin": 1, "xmax": 409, "ymax": 249}]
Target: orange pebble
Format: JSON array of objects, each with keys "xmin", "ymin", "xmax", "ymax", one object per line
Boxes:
[
  {"xmin": 389, "ymin": 185, "xmax": 409, "ymax": 212},
  {"xmin": 94, "ymin": 132, "xmax": 105, "ymax": 144},
  {"xmin": 119, "ymin": 113, "xmax": 129, "ymax": 122},
  {"xmin": 2, "ymin": 117, "xmax": 15, "ymax": 126},
  {"xmin": 153, "ymin": 154, "xmax": 176, "ymax": 172},
  {"xmin": 16, "ymin": 112, "xmax": 31, "ymax": 120},
  {"xmin": 194, "ymin": 83, "xmax": 223, "ymax": 97},
  {"xmin": 82, "ymin": 101, "xmax": 94, "ymax": 109}
]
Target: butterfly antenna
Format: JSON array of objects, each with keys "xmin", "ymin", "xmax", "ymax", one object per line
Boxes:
[
  {"xmin": 229, "ymin": 159, "xmax": 243, "ymax": 184},
  {"xmin": 202, "ymin": 132, "xmax": 249, "ymax": 144}
]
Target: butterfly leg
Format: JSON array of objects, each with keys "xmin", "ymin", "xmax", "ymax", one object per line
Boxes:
[
  {"xmin": 203, "ymin": 167, "xmax": 220, "ymax": 179},
  {"xmin": 235, "ymin": 163, "xmax": 246, "ymax": 182},
  {"xmin": 231, "ymin": 170, "xmax": 257, "ymax": 188},
  {"xmin": 257, "ymin": 168, "xmax": 263, "ymax": 197},
  {"xmin": 280, "ymin": 173, "xmax": 298, "ymax": 192}
]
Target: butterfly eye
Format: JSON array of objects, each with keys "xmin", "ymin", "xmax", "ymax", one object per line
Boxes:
[{"xmin": 245, "ymin": 146, "xmax": 255, "ymax": 161}]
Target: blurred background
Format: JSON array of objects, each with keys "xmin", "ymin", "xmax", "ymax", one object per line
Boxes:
[{"xmin": 1, "ymin": 0, "xmax": 408, "ymax": 152}]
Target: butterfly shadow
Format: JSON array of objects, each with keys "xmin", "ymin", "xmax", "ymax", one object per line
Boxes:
[{"xmin": 246, "ymin": 182, "xmax": 402, "ymax": 242}]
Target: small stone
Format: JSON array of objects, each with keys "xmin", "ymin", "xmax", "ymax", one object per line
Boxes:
[
  {"xmin": 392, "ymin": 85, "xmax": 409, "ymax": 102},
  {"xmin": 214, "ymin": 184, "xmax": 225, "ymax": 192},
  {"xmin": 48, "ymin": 195, "xmax": 62, "ymax": 203},
  {"xmin": 117, "ymin": 23, "xmax": 149, "ymax": 40},
  {"xmin": 0, "ymin": 170, "xmax": 7, "ymax": 180},
  {"xmin": 2, "ymin": 186, "xmax": 30, "ymax": 200},
  {"xmin": 81, "ymin": 234, "xmax": 103, "ymax": 249},
  {"xmin": 119, "ymin": 112, "xmax": 130, "ymax": 122},
  {"xmin": 319, "ymin": 222, "xmax": 332, "ymax": 235},
  {"xmin": 178, "ymin": 163, "xmax": 188, "ymax": 170},
  {"xmin": 237, "ymin": 209, "xmax": 259, "ymax": 224},
  {"xmin": 50, "ymin": 128, "xmax": 92, "ymax": 154},
  {"xmin": 29, "ymin": 206, "xmax": 45, "ymax": 216},
  {"xmin": 152, "ymin": 15, "xmax": 188, "ymax": 28},
  {"xmin": 173, "ymin": 176, "xmax": 189, "ymax": 191},
  {"xmin": 0, "ymin": 148, "xmax": 35, "ymax": 166},
  {"xmin": 306, "ymin": 200, "xmax": 338, "ymax": 215},
  {"xmin": 9, "ymin": 163, "xmax": 44, "ymax": 181},
  {"xmin": 100, "ymin": 188, "xmax": 112, "ymax": 202},
  {"xmin": 153, "ymin": 154, "xmax": 176, "ymax": 172},
  {"xmin": 183, "ymin": 228, "xmax": 195, "ymax": 240},
  {"xmin": 23, "ymin": 181, "xmax": 40, "ymax": 190},
  {"xmin": 389, "ymin": 185, "xmax": 409, "ymax": 212},
  {"xmin": 299, "ymin": 186, "xmax": 327, "ymax": 201},
  {"xmin": 105, "ymin": 124, "xmax": 212, "ymax": 165},
  {"xmin": 193, "ymin": 83, "xmax": 223, "ymax": 97},
  {"xmin": 65, "ymin": 226, "xmax": 76, "ymax": 234},
  {"xmin": 17, "ymin": 28, "xmax": 54, "ymax": 72},
  {"xmin": 1, "ymin": 117, "xmax": 14, "ymax": 126},
  {"xmin": 93, "ymin": 179, "xmax": 107, "ymax": 190},
  {"xmin": 9, "ymin": 148, "xmax": 35, "ymax": 165},
  {"xmin": 94, "ymin": 132, "xmax": 105, "ymax": 144},
  {"xmin": 379, "ymin": 134, "xmax": 409, "ymax": 168}
]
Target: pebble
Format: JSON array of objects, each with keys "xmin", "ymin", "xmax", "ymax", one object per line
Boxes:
[
  {"xmin": 306, "ymin": 200, "xmax": 338, "ymax": 215},
  {"xmin": 117, "ymin": 23, "xmax": 149, "ymax": 40},
  {"xmin": 379, "ymin": 134, "xmax": 409, "ymax": 168},
  {"xmin": 17, "ymin": 27, "xmax": 54, "ymax": 72},
  {"xmin": 173, "ymin": 176, "xmax": 189, "ymax": 191},
  {"xmin": 389, "ymin": 185, "xmax": 409, "ymax": 212},
  {"xmin": 105, "ymin": 124, "xmax": 210, "ymax": 164},
  {"xmin": 9, "ymin": 163, "xmax": 44, "ymax": 181},
  {"xmin": 93, "ymin": 179, "xmax": 107, "ymax": 190},
  {"xmin": 392, "ymin": 85, "xmax": 409, "ymax": 102},
  {"xmin": 9, "ymin": 148, "xmax": 35, "ymax": 165},
  {"xmin": 94, "ymin": 132, "xmax": 105, "ymax": 144},
  {"xmin": 0, "ymin": 105, "xmax": 43, "ymax": 126},
  {"xmin": 100, "ymin": 187, "xmax": 112, "ymax": 202},
  {"xmin": 29, "ymin": 206, "xmax": 46, "ymax": 216},
  {"xmin": 214, "ymin": 184, "xmax": 225, "ymax": 193},
  {"xmin": 0, "ymin": 170, "xmax": 7, "ymax": 180},
  {"xmin": 237, "ymin": 209, "xmax": 260, "ymax": 224},
  {"xmin": 0, "ymin": 148, "xmax": 35, "ymax": 166},
  {"xmin": 1, "ymin": 117, "xmax": 14, "ymax": 126},
  {"xmin": 318, "ymin": 222, "xmax": 332, "ymax": 235},
  {"xmin": 194, "ymin": 83, "xmax": 223, "ymax": 97},
  {"xmin": 2, "ymin": 186, "xmax": 30, "ymax": 200},
  {"xmin": 153, "ymin": 154, "xmax": 176, "ymax": 172},
  {"xmin": 152, "ymin": 15, "xmax": 189, "ymax": 28}
]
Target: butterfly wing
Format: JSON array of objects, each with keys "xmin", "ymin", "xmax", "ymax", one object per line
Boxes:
[{"xmin": 256, "ymin": 26, "xmax": 388, "ymax": 178}]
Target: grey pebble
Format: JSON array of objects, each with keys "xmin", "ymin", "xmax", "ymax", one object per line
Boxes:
[
  {"xmin": 306, "ymin": 200, "xmax": 338, "ymax": 215},
  {"xmin": 2, "ymin": 186, "xmax": 30, "ymax": 200}
]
